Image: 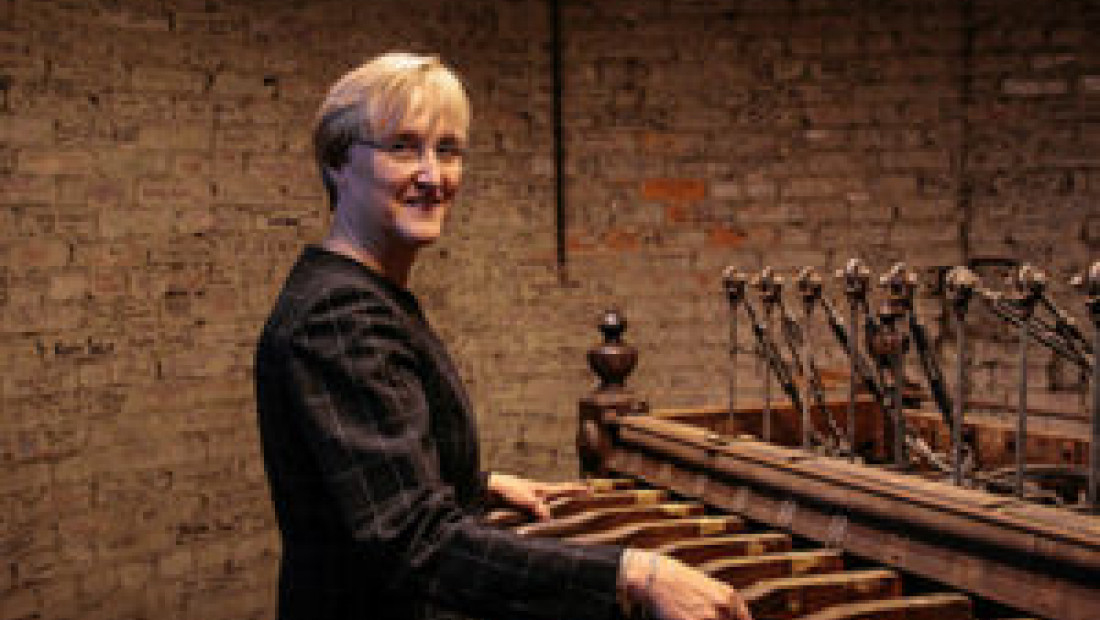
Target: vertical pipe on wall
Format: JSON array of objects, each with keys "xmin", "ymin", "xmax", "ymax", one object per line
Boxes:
[{"xmin": 551, "ymin": 0, "xmax": 567, "ymax": 281}]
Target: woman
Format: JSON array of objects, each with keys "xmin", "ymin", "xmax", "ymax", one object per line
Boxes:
[{"xmin": 254, "ymin": 52, "xmax": 751, "ymax": 620}]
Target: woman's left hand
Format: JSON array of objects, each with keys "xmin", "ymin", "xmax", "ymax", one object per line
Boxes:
[{"xmin": 487, "ymin": 472, "xmax": 590, "ymax": 520}]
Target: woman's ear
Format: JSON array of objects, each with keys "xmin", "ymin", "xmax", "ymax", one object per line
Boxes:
[{"xmin": 321, "ymin": 165, "xmax": 342, "ymax": 209}]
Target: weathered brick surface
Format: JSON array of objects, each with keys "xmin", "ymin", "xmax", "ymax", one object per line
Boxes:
[{"xmin": 1, "ymin": 0, "xmax": 1098, "ymax": 618}]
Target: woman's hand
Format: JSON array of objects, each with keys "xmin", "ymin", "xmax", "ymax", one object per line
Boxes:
[
  {"xmin": 620, "ymin": 549, "xmax": 753, "ymax": 620},
  {"xmin": 486, "ymin": 472, "xmax": 590, "ymax": 520}
]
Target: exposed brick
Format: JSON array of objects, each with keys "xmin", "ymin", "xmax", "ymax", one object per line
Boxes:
[
  {"xmin": 16, "ymin": 149, "xmax": 97, "ymax": 176},
  {"xmin": 1002, "ymin": 78, "xmax": 1069, "ymax": 96},
  {"xmin": 129, "ymin": 66, "xmax": 207, "ymax": 94},
  {"xmin": 641, "ymin": 178, "xmax": 707, "ymax": 202},
  {"xmin": 210, "ymin": 71, "xmax": 275, "ymax": 98},
  {"xmin": 0, "ymin": 175, "xmax": 55, "ymax": 204},
  {"xmin": 137, "ymin": 124, "xmax": 211, "ymax": 150},
  {"xmin": 2, "ymin": 2, "xmax": 1098, "ymax": 620},
  {"xmin": 136, "ymin": 178, "xmax": 212, "ymax": 208},
  {"xmin": 47, "ymin": 271, "xmax": 90, "ymax": 301},
  {"xmin": 783, "ymin": 177, "xmax": 843, "ymax": 199},
  {"xmin": 0, "ymin": 116, "xmax": 54, "ymax": 146},
  {"xmin": 5, "ymin": 238, "xmax": 70, "ymax": 268},
  {"xmin": 704, "ymin": 225, "xmax": 747, "ymax": 248},
  {"xmin": 710, "ymin": 181, "xmax": 743, "ymax": 200}
]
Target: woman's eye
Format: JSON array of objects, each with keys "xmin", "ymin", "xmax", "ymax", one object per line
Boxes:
[
  {"xmin": 437, "ymin": 144, "xmax": 464, "ymax": 158},
  {"xmin": 389, "ymin": 140, "xmax": 417, "ymax": 153}
]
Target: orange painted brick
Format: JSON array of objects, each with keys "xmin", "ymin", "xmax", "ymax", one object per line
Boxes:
[
  {"xmin": 705, "ymin": 225, "xmax": 747, "ymax": 248},
  {"xmin": 665, "ymin": 203, "xmax": 693, "ymax": 223},
  {"xmin": 642, "ymin": 178, "xmax": 706, "ymax": 202},
  {"xmin": 567, "ymin": 234, "xmax": 597, "ymax": 253},
  {"xmin": 602, "ymin": 230, "xmax": 640, "ymax": 251}
]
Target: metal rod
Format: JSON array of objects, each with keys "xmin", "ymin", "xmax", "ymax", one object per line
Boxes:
[
  {"xmin": 1091, "ymin": 316, "xmax": 1099, "ymax": 510},
  {"xmin": 893, "ymin": 341, "xmax": 906, "ymax": 469},
  {"xmin": 1016, "ymin": 315, "xmax": 1027, "ymax": 498},
  {"xmin": 743, "ymin": 293, "xmax": 804, "ymax": 420},
  {"xmin": 954, "ymin": 306, "xmax": 967, "ymax": 485},
  {"xmin": 796, "ymin": 267, "xmax": 835, "ymax": 452},
  {"xmin": 723, "ymin": 267, "xmax": 747, "ymax": 436},
  {"xmin": 764, "ymin": 305, "xmax": 773, "ymax": 443},
  {"xmin": 730, "ymin": 301, "xmax": 739, "ymax": 430},
  {"xmin": 1008, "ymin": 265, "xmax": 1046, "ymax": 499},
  {"xmin": 802, "ymin": 306, "xmax": 813, "ymax": 451},
  {"xmin": 977, "ymin": 291, "xmax": 1090, "ymax": 371},
  {"xmin": 909, "ymin": 310, "xmax": 955, "ymax": 428},
  {"xmin": 946, "ymin": 267, "xmax": 977, "ymax": 487},
  {"xmin": 839, "ymin": 259, "xmax": 872, "ymax": 460},
  {"xmin": 877, "ymin": 263, "xmax": 914, "ymax": 470},
  {"xmin": 1072, "ymin": 262, "xmax": 1100, "ymax": 510},
  {"xmin": 848, "ymin": 296, "xmax": 858, "ymax": 459},
  {"xmin": 755, "ymin": 267, "xmax": 786, "ymax": 443},
  {"xmin": 1039, "ymin": 292, "xmax": 1092, "ymax": 355}
]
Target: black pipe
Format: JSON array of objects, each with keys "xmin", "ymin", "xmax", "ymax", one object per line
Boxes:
[{"xmin": 551, "ymin": 0, "xmax": 566, "ymax": 279}]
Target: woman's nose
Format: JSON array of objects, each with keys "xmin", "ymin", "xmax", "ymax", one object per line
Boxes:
[{"xmin": 413, "ymin": 148, "xmax": 443, "ymax": 185}]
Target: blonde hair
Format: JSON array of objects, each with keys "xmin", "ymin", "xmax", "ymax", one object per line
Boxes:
[{"xmin": 313, "ymin": 52, "xmax": 471, "ymax": 207}]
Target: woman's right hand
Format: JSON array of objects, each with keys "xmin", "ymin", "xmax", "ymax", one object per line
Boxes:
[{"xmin": 620, "ymin": 549, "xmax": 753, "ymax": 620}]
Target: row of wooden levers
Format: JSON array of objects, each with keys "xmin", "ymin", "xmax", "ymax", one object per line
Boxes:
[{"xmin": 489, "ymin": 478, "xmax": 1036, "ymax": 620}]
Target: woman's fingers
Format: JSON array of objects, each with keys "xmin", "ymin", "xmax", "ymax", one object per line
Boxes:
[
  {"xmin": 622, "ymin": 550, "xmax": 754, "ymax": 620},
  {"xmin": 537, "ymin": 481, "xmax": 591, "ymax": 500}
]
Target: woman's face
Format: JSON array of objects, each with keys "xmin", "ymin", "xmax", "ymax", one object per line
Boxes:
[{"xmin": 331, "ymin": 105, "xmax": 467, "ymax": 254}]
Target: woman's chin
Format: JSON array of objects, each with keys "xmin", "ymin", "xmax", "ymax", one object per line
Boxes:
[{"xmin": 397, "ymin": 224, "xmax": 444, "ymax": 247}]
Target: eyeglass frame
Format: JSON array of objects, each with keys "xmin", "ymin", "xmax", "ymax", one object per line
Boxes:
[{"xmin": 352, "ymin": 136, "xmax": 468, "ymax": 165}]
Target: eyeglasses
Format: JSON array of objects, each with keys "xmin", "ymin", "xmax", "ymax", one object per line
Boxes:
[{"xmin": 353, "ymin": 137, "xmax": 467, "ymax": 165}]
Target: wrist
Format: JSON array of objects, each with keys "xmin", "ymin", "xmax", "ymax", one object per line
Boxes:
[{"xmin": 619, "ymin": 549, "xmax": 657, "ymax": 607}]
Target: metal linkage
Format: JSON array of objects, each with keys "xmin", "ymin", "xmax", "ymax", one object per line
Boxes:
[
  {"xmin": 1007, "ymin": 264, "xmax": 1046, "ymax": 498},
  {"xmin": 1071, "ymin": 261, "xmax": 1100, "ymax": 511},
  {"xmin": 795, "ymin": 268, "xmax": 818, "ymax": 450},
  {"xmin": 874, "ymin": 264, "xmax": 916, "ymax": 469},
  {"xmin": 749, "ymin": 268, "xmax": 804, "ymax": 439},
  {"xmin": 773, "ymin": 280, "xmax": 806, "ymax": 376},
  {"xmin": 1039, "ymin": 290, "xmax": 1093, "ymax": 357},
  {"xmin": 836, "ymin": 259, "xmax": 877, "ymax": 459},
  {"xmin": 974, "ymin": 284, "xmax": 1091, "ymax": 372},
  {"xmin": 946, "ymin": 267, "xmax": 978, "ymax": 486},
  {"xmin": 906, "ymin": 272, "xmax": 956, "ymax": 432},
  {"xmin": 795, "ymin": 267, "xmax": 845, "ymax": 453},
  {"xmin": 722, "ymin": 267, "xmax": 748, "ymax": 434}
]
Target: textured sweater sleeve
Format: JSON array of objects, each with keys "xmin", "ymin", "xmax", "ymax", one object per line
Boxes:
[{"xmin": 286, "ymin": 287, "xmax": 623, "ymax": 620}]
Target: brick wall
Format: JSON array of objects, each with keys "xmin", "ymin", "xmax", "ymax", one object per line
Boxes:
[{"xmin": 1, "ymin": 0, "xmax": 1097, "ymax": 618}]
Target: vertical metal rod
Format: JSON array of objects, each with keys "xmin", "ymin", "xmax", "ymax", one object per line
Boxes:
[
  {"xmin": 1072, "ymin": 263, "xmax": 1098, "ymax": 509},
  {"xmin": 953, "ymin": 309, "xmax": 966, "ymax": 486},
  {"xmin": 763, "ymin": 308, "xmax": 773, "ymax": 443},
  {"xmin": 1090, "ymin": 316, "xmax": 1099, "ymax": 509},
  {"xmin": 946, "ymin": 266, "xmax": 977, "ymax": 486},
  {"xmin": 729, "ymin": 305, "xmax": 738, "ymax": 433},
  {"xmin": 802, "ymin": 306, "xmax": 813, "ymax": 450},
  {"xmin": 1016, "ymin": 318, "xmax": 1028, "ymax": 498},
  {"xmin": 893, "ymin": 347, "xmax": 906, "ymax": 469},
  {"xmin": 848, "ymin": 299, "xmax": 858, "ymax": 460}
]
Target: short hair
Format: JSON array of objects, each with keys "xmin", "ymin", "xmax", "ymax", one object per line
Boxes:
[{"xmin": 313, "ymin": 52, "xmax": 471, "ymax": 208}]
